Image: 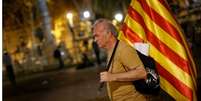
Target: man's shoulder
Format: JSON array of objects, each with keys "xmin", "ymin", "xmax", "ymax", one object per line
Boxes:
[
  {"xmin": 118, "ymin": 40, "xmax": 138, "ymax": 56},
  {"xmin": 118, "ymin": 40, "xmax": 133, "ymax": 50}
]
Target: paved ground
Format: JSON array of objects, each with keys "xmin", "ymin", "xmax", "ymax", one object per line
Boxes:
[
  {"xmin": 4, "ymin": 66, "xmax": 200, "ymax": 101},
  {"xmin": 3, "ymin": 66, "xmax": 109, "ymax": 101}
]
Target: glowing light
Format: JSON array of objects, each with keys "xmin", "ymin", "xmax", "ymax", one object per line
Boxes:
[
  {"xmin": 83, "ymin": 11, "xmax": 90, "ymax": 19},
  {"xmin": 66, "ymin": 12, "xmax": 74, "ymax": 27},
  {"xmin": 114, "ymin": 13, "xmax": 123, "ymax": 22},
  {"xmin": 66, "ymin": 12, "xmax": 73, "ymax": 20}
]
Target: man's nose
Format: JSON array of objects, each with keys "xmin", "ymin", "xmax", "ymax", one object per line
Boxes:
[{"xmin": 93, "ymin": 33, "xmax": 98, "ymax": 38}]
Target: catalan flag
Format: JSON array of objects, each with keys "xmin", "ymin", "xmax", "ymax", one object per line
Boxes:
[{"xmin": 118, "ymin": 0, "xmax": 197, "ymax": 100}]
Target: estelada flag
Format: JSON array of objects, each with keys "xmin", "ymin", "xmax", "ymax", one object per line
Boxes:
[{"xmin": 118, "ymin": 0, "xmax": 197, "ymax": 100}]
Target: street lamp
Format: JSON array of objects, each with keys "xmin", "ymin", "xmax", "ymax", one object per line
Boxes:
[
  {"xmin": 66, "ymin": 12, "xmax": 73, "ymax": 19},
  {"xmin": 66, "ymin": 12, "xmax": 74, "ymax": 27},
  {"xmin": 83, "ymin": 10, "xmax": 90, "ymax": 19},
  {"xmin": 114, "ymin": 13, "xmax": 123, "ymax": 22}
]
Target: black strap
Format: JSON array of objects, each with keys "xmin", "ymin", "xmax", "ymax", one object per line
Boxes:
[
  {"xmin": 98, "ymin": 40, "xmax": 119, "ymax": 91},
  {"xmin": 105, "ymin": 40, "xmax": 119, "ymax": 71}
]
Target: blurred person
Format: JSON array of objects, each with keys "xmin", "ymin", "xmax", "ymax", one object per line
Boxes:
[
  {"xmin": 37, "ymin": 44, "xmax": 43, "ymax": 56},
  {"xmin": 54, "ymin": 46, "xmax": 64, "ymax": 69},
  {"xmin": 93, "ymin": 19, "xmax": 147, "ymax": 101},
  {"xmin": 3, "ymin": 51, "xmax": 16, "ymax": 87}
]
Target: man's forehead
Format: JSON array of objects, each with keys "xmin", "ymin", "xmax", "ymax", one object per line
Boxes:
[{"xmin": 94, "ymin": 23, "xmax": 105, "ymax": 30}]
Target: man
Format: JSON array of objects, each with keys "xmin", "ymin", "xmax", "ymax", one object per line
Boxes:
[{"xmin": 93, "ymin": 18, "xmax": 147, "ymax": 101}]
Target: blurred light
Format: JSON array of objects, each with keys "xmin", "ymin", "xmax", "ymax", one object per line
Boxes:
[
  {"xmin": 114, "ymin": 13, "xmax": 123, "ymax": 22},
  {"xmin": 51, "ymin": 30, "xmax": 54, "ymax": 34},
  {"xmin": 83, "ymin": 11, "xmax": 90, "ymax": 19},
  {"xmin": 66, "ymin": 12, "xmax": 74, "ymax": 27},
  {"xmin": 66, "ymin": 12, "xmax": 73, "ymax": 20},
  {"xmin": 61, "ymin": 51, "xmax": 65, "ymax": 56},
  {"xmin": 112, "ymin": 19, "xmax": 118, "ymax": 26}
]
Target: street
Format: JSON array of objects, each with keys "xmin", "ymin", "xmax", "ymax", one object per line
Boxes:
[
  {"xmin": 3, "ymin": 66, "xmax": 109, "ymax": 101},
  {"xmin": 3, "ymin": 65, "xmax": 201, "ymax": 101}
]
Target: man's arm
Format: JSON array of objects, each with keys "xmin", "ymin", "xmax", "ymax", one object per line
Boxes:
[{"xmin": 100, "ymin": 65, "xmax": 146, "ymax": 82}]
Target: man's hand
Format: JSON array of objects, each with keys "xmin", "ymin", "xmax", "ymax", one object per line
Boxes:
[{"xmin": 100, "ymin": 71, "xmax": 115, "ymax": 82}]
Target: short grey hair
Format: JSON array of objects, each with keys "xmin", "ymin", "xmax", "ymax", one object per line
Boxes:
[{"xmin": 93, "ymin": 18, "xmax": 118, "ymax": 38}]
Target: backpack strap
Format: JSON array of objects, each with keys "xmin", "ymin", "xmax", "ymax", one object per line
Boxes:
[{"xmin": 105, "ymin": 40, "xmax": 119, "ymax": 71}]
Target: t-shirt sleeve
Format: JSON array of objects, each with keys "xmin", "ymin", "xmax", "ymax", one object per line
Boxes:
[{"xmin": 119, "ymin": 44, "xmax": 144, "ymax": 70}]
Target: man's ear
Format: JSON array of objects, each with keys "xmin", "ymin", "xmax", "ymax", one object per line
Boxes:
[
  {"xmin": 106, "ymin": 32, "xmax": 113, "ymax": 39},
  {"xmin": 108, "ymin": 32, "xmax": 113, "ymax": 37},
  {"xmin": 103, "ymin": 32, "xmax": 110, "ymax": 42}
]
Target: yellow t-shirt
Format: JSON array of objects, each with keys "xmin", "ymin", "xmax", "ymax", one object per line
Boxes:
[{"xmin": 107, "ymin": 40, "xmax": 146, "ymax": 101}]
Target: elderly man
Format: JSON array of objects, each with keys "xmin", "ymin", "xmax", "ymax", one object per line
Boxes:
[{"xmin": 93, "ymin": 18, "xmax": 147, "ymax": 101}]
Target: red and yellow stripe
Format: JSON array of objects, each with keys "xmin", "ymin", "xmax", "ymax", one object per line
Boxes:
[{"xmin": 119, "ymin": 0, "xmax": 197, "ymax": 100}]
